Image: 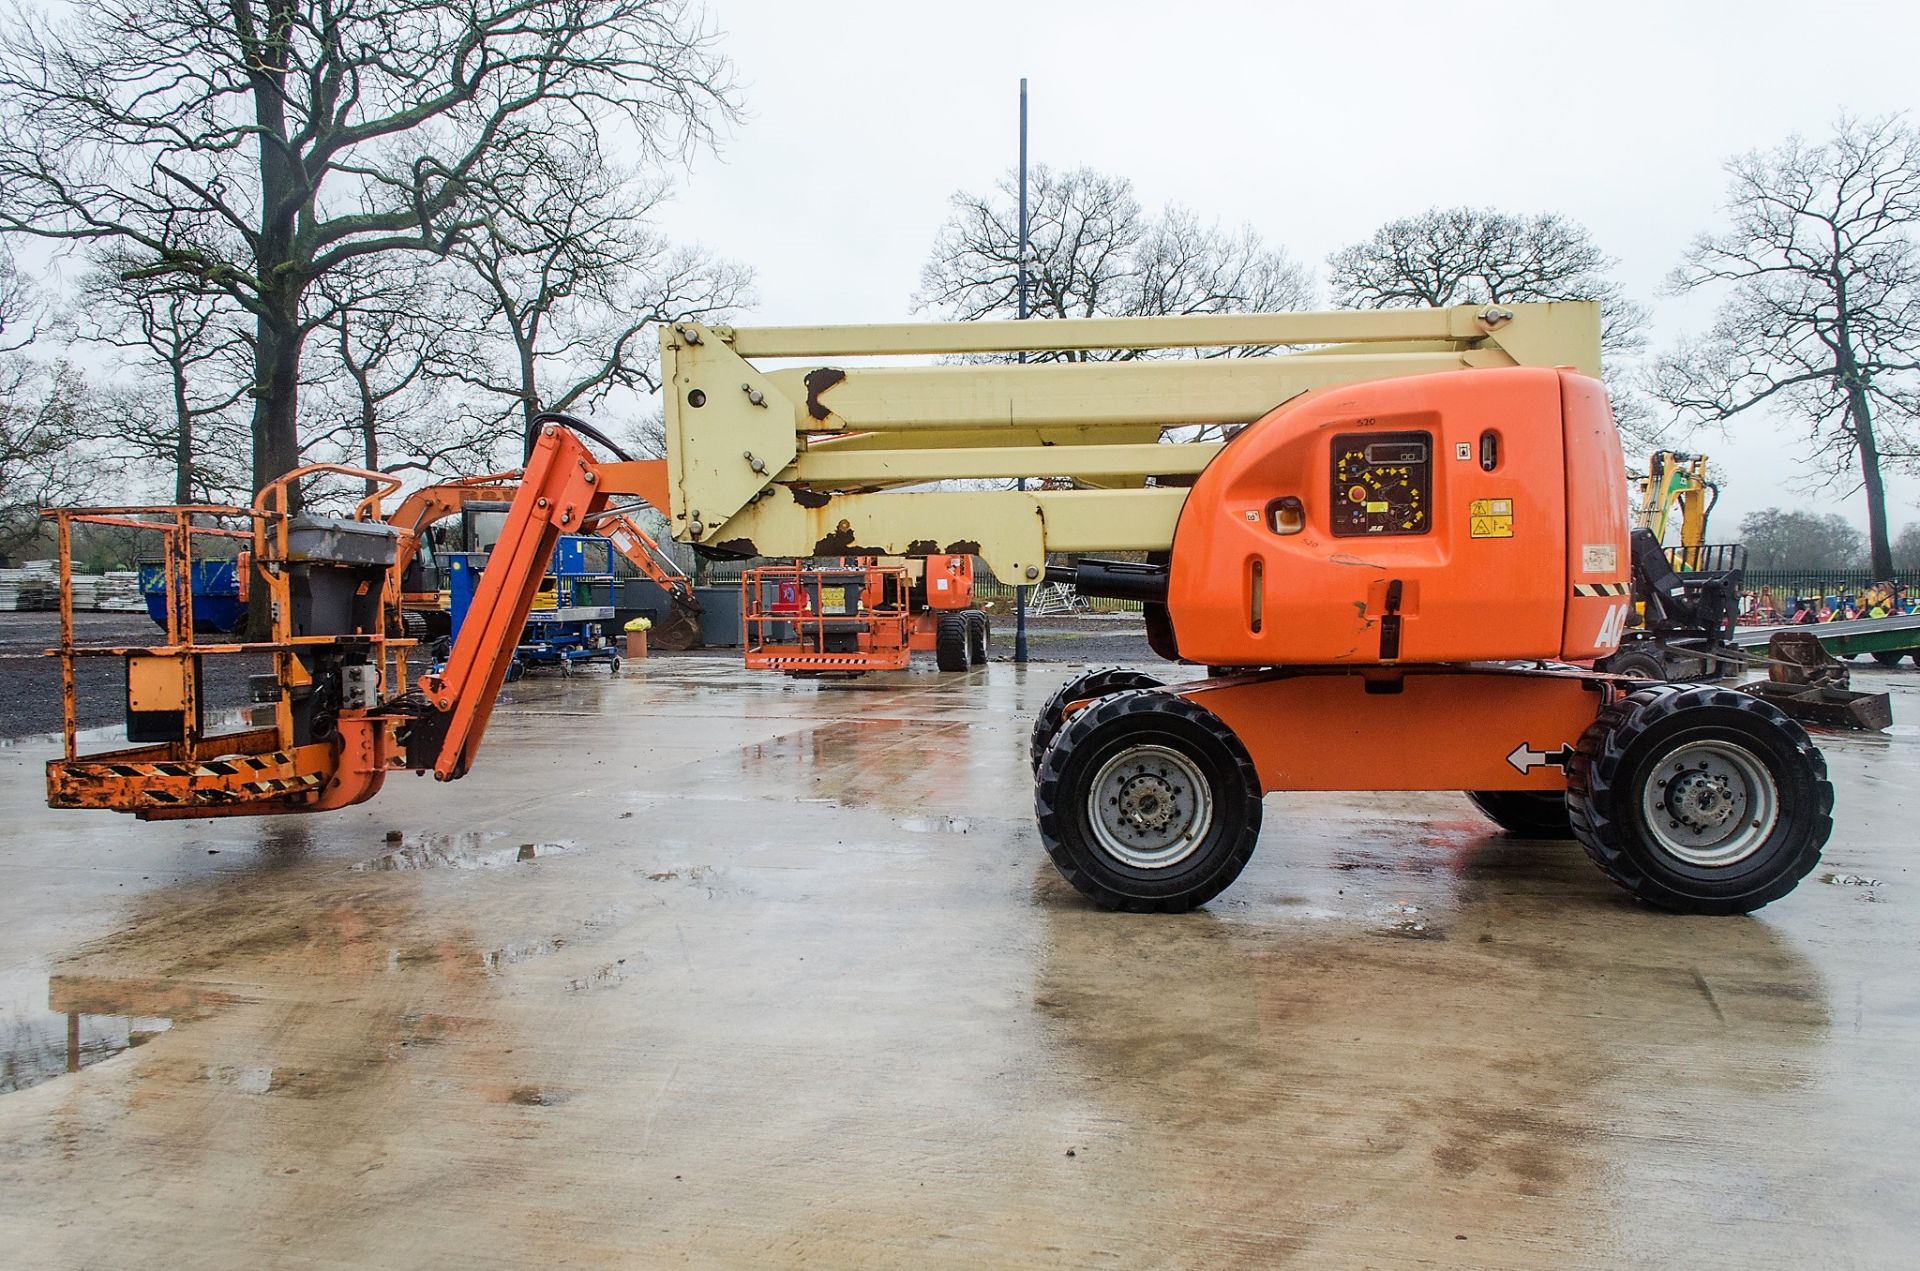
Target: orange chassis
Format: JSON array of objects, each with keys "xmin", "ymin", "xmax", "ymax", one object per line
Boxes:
[{"xmin": 1142, "ymin": 665, "xmax": 1607, "ymax": 793}]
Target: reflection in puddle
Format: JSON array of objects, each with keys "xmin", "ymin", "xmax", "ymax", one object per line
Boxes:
[
  {"xmin": 1373, "ymin": 902, "xmax": 1445, "ymax": 940},
  {"xmin": 206, "ymin": 1063, "xmax": 274, "ymax": 1094},
  {"xmin": 482, "ymin": 937, "xmax": 566, "ymax": 971},
  {"xmin": 355, "ymin": 832, "xmax": 572, "ymax": 871},
  {"xmin": 0, "ymin": 970, "xmax": 215, "ymax": 1096},
  {"xmin": 900, "ymin": 815, "xmax": 972, "ymax": 834}
]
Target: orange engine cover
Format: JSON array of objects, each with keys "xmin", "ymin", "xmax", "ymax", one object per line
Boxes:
[{"xmin": 1165, "ymin": 367, "xmax": 1628, "ymax": 667}]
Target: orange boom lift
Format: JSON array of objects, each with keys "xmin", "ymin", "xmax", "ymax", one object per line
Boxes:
[
  {"xmin": 42, "ymin": 304, "xmax": 1835, "ymax": 915},
  {"xmin": 740, "ymin": 553, "xmax": 988, "ymax": 676}
]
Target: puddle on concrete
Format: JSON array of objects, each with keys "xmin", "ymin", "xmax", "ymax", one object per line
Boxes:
[
  {"xmin": 900, "ymin": 815, "xmax": 972, "ymax": 834},
  {"xmin": 0, "ymin": 704, "xmax": 270, "ymax": 752},
  {"xmin": 503, "ymin": 1084, "xmax": 573, "ymax": 1107},
  {"xmin": 644, "ymin": 867, "xmax": 711, "ymax": 882},
  {"xmin": 355, "ymin": 832, "xmax": 573, "ymax": 871},
  {"xmin": 566, "ymin": 960, "xmax": 631, "ymax": 992},
  {"xmin": 481, "ymin": 937, "xmax": 567, "ymax": 972},
  {"xmin": 0, "ymin": 968, "xmax": 213, "ymax": 1096},
  {"xmin": 1374, "ymin": 903, "xmax": 1445, "ymax": 940},
  {"xmin": 206, "ymin": 1063, "xmax": 275, "ymax": 1094}
]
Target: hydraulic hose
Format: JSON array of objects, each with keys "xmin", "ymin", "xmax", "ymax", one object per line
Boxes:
[{"xmin": 526, "ymin": 410, "xmax": 635, "ymax": 464}]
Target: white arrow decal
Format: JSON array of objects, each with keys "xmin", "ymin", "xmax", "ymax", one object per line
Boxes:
[{"xmin": 1506, "ymin": 742, "xmax": 1576, "ymax": 775}]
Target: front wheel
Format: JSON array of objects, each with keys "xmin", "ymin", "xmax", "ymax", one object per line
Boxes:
[
  {"xmin": 1035, "ymin": 691, "xmax": 1262, "ymax": 912},
  {"xmin": 1568, "ymin": 685, "xmax": 1833, "ymax": 914}
]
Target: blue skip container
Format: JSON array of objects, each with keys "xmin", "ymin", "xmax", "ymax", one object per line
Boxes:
[{"xmin": 139, "ymin": 559, "xmax": 245, "ymax": 634}]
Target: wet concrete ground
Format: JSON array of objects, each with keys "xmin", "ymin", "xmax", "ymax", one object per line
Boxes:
[{"xmin": 0, "ymin": 659, "xmax": 1914, "ymax": 1267}]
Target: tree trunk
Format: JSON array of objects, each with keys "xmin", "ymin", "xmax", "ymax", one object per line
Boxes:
[
  {"xmin": 245, "ymin": 306, "xmax": 303, "ymax": 638},
  {"xmin": 362, "ymin": 392, "xmax": 379, "ymax": 496},
  {"xmin": 171, "ymin": 362, "xmax": 193, "ymax": 504},
  {"xmin": 518, "ymin": 340, "xmax": 540, "ymax": 460},
  {"xmin": 250, "ymin": 308, "xmax": 305, "ymax": 508},
  {"xmin": 1845, "ymin": 379, "xmax": 1894, "ymax": 578}
]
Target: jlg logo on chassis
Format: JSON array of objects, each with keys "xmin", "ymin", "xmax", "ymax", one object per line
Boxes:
[{"xmin": 1595, "ymin": 602, "xmax": 1630, "ymax": 650}]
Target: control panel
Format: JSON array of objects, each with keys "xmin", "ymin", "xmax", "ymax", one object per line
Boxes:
[{"xmin": 1330, "ymin": 432, "xmax": 1432, "ymax": 537}]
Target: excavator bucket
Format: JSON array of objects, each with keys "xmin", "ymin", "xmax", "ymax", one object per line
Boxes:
[
  {"xmin": 1740, "ymin": 631, "xmax": 1893, "ymax": 732},
  {"xmin": 652, "ymin": 596, "xmax": 704, "ymax": 652}
]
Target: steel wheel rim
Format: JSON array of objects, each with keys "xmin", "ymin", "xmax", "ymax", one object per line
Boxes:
[
  {"xmin": 1640, "ymin": 739, "xmax": 1778, "ymax": 867},
  {"xmin": 1087, "ymin": 744, "xmax": 1212, "ymax": 870}
]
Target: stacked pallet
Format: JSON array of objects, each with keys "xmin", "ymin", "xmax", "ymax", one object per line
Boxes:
[
  {"xmin": 92, "ymin": 571, "xmax": 146, "ymax": 612},
  {"xmin": 0, "ymin": 562, "xmax": 60, "ymax": 611}
]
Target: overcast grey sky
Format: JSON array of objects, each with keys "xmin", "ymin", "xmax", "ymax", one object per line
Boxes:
[{"xmin": 654, "ymin": 0, "xmax": 1920, "ymax": 539}]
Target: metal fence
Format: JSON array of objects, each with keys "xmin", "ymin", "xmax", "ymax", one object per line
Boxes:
[
  {"xmin": 973, "ymin": 579, "xmax": 1143, "ymax": 615},
  {"xmin": 1740, "ymin": 569, "xmax": 1920, "ymax": 600}
]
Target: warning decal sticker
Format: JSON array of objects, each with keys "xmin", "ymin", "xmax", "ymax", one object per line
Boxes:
[{"xmin": 1469, "ymin": 498, "xmax": 1514, "ymax": 538}]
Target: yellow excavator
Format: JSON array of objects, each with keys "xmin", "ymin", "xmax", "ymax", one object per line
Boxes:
[
  {"xmin": 1602, "ymin": 450, "xmax": 1740, "ymax": 682},
  {"xmin": 1633, "ymin": 450, "xmax": 1716, "ymax": 561}
]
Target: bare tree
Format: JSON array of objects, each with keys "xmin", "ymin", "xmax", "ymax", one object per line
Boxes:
[
  {"xmin": 1894, "ymin": 521, "xmax": 1920, "ymax": 571},
  {"xmin": 917, "ymin": 165, "xmax": 1311, "ymax": 362},
  {"xmin": 0, "ymin": 257, "xmax": 95, "ymax": 554},
  {"xmin": 1328, "ymin": 207, "xmax": 1647, "ymax": 355},
  {"xmin": 1328, "ymin": 206, "xmax": 1655, "ymax": 445},
  {"xmin": 303, "ymin": 263, "xmax": 493, "ymax": 488},
  {"xmin": 1653, "ymin": 115, "xmax": 1920, "ymax": 578},
  {"xmin": 1, "ymin": 358, "xmax": 93, "ymax": 558},
  {"xmin": 0, "ymin": 247, "xmax": 35, "ymax": 354},
  {"xmin": 441, "ymin": 139, "xmax": 750, "ymax": 448},
  {"xmin": 0, "ymin": 0, "xmax": 736, "ymax": 506},
  {"xmin": 81, "ymin": 262, "xmax": 252, "ymax": 503},
  {"xmin": 1737, "ymin": 508, "xmax": 1867, "ymax": 571}
]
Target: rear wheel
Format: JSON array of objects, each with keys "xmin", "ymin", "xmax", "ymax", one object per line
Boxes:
[
  {"xmin": 1035, "ymin": 691, "xmax": 1261, "ymax": 912},
  {"xmin": 1602, "ymin": 647, "xmax": 1669, "ymax": 681},
  {"xmin": 1030, "ymin": 667, "xmax": 1164, "ymax": 772},
  {"xmin": 1466, "ymin": 790, "xmax": 1574, "ymax": 838},
  {"xmin": 934, "ymin": 612, "xmax": 969, "ymax": 671},
  {"xmin": 1568, "ymin": 685, "xmax": 1832, "ymax": 914},
  {"xmin": 1872, "ymin": 650, "xmax": 1903, "ymax": 667},
  {"xmin": 965, "ymin": 610, "xmax": 989, "ymax": 664}
]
